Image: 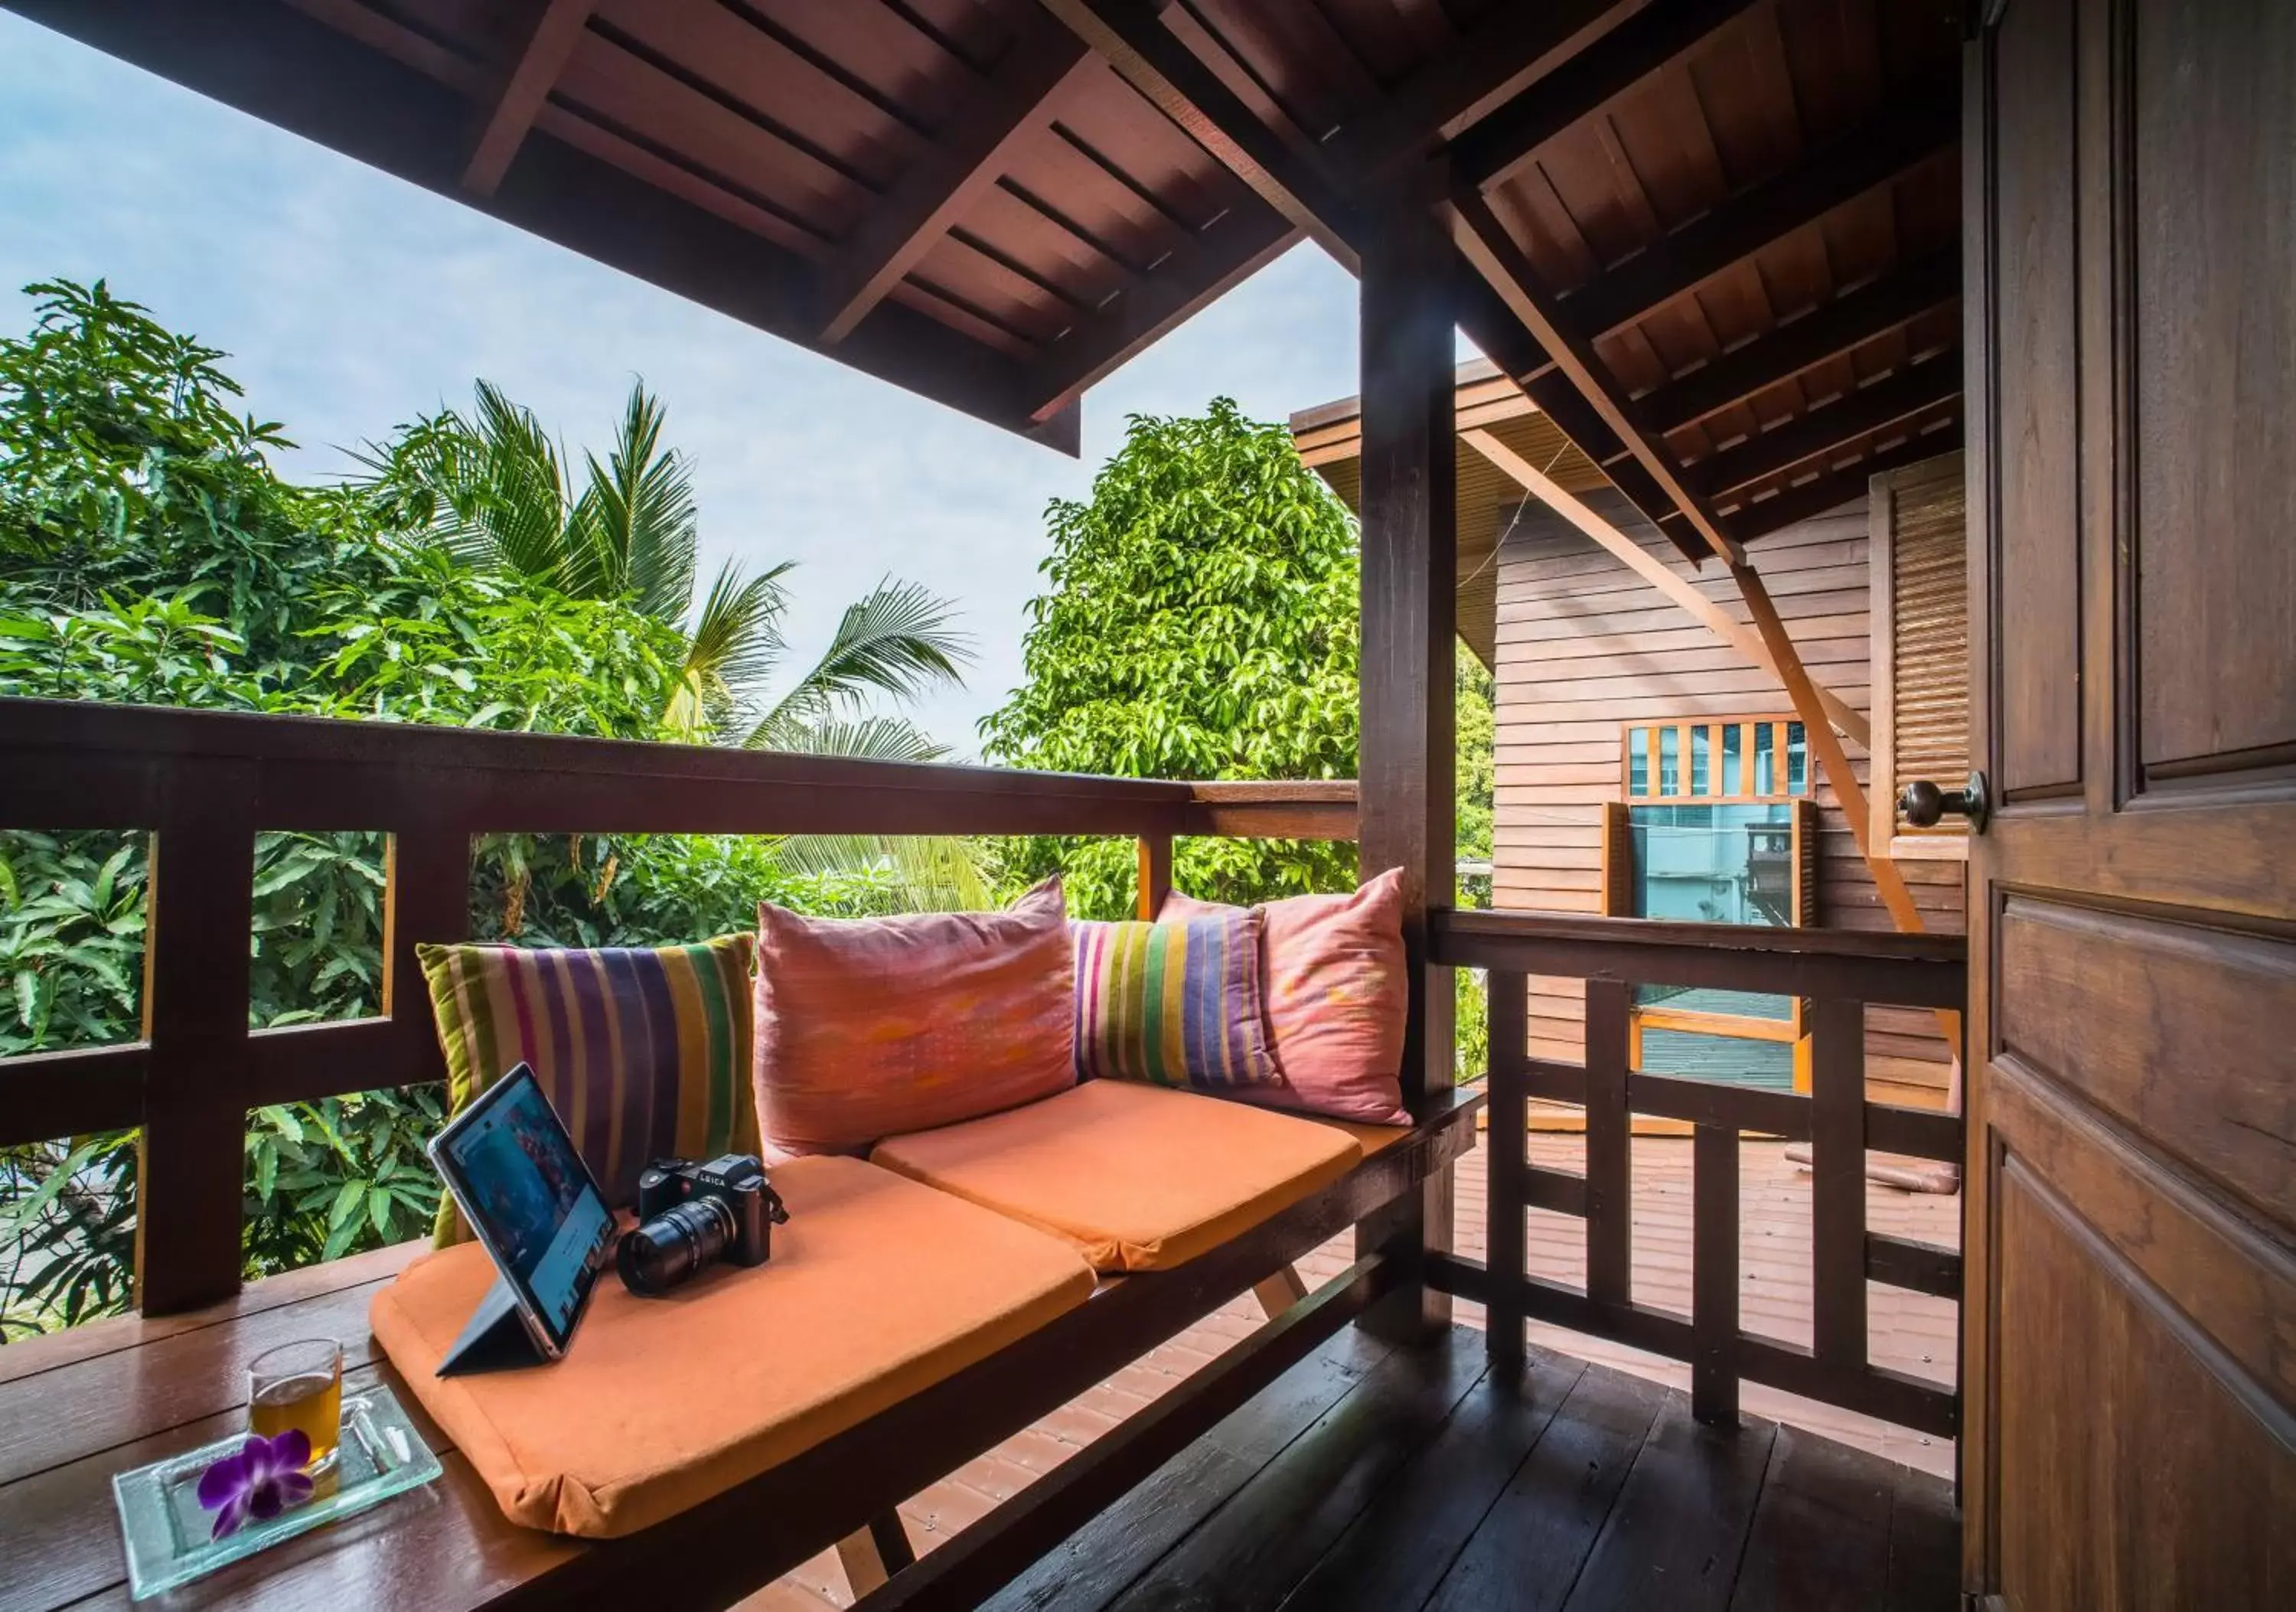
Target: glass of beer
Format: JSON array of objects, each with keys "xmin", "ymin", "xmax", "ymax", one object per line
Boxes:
[{"xmin": 247, "ymin": 1338, "xmax": 344, "ymax": 1475}]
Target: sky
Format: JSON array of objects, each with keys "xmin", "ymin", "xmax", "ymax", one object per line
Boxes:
[{"xmin": 0, "ymin": 10, "xmax": 1374, "ymax": 756}]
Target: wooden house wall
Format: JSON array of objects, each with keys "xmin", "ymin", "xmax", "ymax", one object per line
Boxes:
[{"xmin": 1491, "ymin": 488, "xmax": 1965, "ymax": 1108}]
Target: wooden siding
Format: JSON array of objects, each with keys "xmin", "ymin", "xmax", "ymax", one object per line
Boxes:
[{"xmin": 1491, "ymin": 487, "xmax": 1965, "ymax": 1105}]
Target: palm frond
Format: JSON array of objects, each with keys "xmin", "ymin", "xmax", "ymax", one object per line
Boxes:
[
  {"xmin": 465, "ymin": 381, "xmax": 575, "ymax": 585},
  {"xmin": 749, "ymin": 578, "xmax": 972, "ymax": 740},
  {"xmin": 572, "ymin": 383, "xmax": 697, "ymax": 623},
  {"xmin": 745, "ymin": 712, "xmax": 948, "ymax": 762},
  {"xmin": 662, "ymin": 560, "xmax": 792, "ymax": 739},
  {"xmin": 771, "ymin": 834, "xmax": 993, "ymax": 912}
]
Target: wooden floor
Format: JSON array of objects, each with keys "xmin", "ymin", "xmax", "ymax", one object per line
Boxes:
[{"xmin": 748, "ymin": 1134, "xmax": 1962, "ymax": 1609}]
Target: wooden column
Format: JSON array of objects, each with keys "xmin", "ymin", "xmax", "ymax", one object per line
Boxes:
[{"xmin": 1353, "ymin": 162, "xmax": 1456, "ymax": 1342}]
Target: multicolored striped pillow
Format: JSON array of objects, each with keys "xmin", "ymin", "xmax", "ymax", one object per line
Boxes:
[
  {"xmin": 416, "ymin": 936, "xmax": 758, "ymax": 1243},
  {"xmin": 1072, "ymin": 911, "xmax": 1278, "ymax": 1089}
]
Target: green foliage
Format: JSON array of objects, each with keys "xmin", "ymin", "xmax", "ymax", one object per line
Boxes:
[
  {"xmin": 981, "ymin": 400, "xmax": 1361, "ymax": 917},
  {"xmin": 0, "ymin": 280, "xmax": 967, "ymax": 1341}
]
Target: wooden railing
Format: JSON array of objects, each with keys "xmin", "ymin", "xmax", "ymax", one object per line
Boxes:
[
  {"xmin": 1430, "ymin": 908, "xmax": 1967, "ymax": 1438},
  {"xmin": 0, "ymin": 698, "xmax": 1358, "ymax": 1316}
]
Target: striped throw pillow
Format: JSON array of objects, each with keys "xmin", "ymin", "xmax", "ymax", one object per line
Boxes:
[
  {"xmin": 416, "ymin": 936, "xmax": 758, "ymax": 1243},
  {"xmin": 1072, "ymin": 911, "xmax": 1278, "ymax": 1089}
]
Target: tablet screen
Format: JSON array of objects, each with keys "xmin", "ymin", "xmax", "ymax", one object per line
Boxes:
[{"xmin": 435, "ymin": 1065, "xmax": 613, "ymax": 1353}]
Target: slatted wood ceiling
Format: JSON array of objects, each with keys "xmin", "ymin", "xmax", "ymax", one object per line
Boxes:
[{"xmin": 1490, "ymin": 484, "xmax": 1965, "ymax": 1105}]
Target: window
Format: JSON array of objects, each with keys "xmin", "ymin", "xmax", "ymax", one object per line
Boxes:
[
  {"xmin": 1622, "ymin": 720, "xmax": 1809, "ymax": 801},
  {"xmin": 1605, "ymin": 716, "xmax": 1818, "ymax": 1092},
  {"xmin": 1869, "ymin": 452, "xmax": 1970, "ymax": 858}
]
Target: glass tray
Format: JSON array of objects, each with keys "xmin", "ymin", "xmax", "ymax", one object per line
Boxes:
[{"xmin": 112, "ymin": 1382, "xmax": 442, "ymax": 1600}]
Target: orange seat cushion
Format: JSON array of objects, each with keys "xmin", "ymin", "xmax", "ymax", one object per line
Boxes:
[
  {"xmin": 869, "ymin": 1081, "xmax": 1364, "ymax": 1273},
  {"xmin": 369, "ymin": 1156, "xmax": 1094, "ymax": 1538}
]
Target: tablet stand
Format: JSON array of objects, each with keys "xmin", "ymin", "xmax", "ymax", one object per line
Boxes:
[{"xmin": 436, "ymin": 1277, "xmax": 551, "ymax": 1376}]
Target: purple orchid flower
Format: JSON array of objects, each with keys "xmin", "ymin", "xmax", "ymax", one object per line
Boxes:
[{"xmin": 194, "ymin": 1429, "xmax": 315, "ymax": 1539}]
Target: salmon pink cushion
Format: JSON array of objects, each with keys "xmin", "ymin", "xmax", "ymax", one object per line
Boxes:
[
  {"xmin": 1159, "ymin": 868, "xmax": 1411, "ymax": 1125},
  {"xmin": 754, "ymin": 877, "xmax": 1075, "ymax": 1155}
]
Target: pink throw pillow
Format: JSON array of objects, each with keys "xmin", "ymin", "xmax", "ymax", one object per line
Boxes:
[
  {"xmin": 754, "ymin": 877, "xmax": 1076, "ymax": 1155},
  {"xmin": 1159, "ymin": 869, "xmax": 1411, "ymax": 1125}
]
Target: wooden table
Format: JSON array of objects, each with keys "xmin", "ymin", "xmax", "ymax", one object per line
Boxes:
[{"xmin": 0, "ymin": 1242, "xmax": 579, "ymax": 1612}]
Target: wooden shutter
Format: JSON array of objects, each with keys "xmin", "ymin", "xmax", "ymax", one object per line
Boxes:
[
  {"xmin": 1597, "ymin": 801, "xmax": 1632, "ymax": 915},
  {"xmin": 1789, "ymin": 797, "xmax": 1820, "ymax": 926},
  {"xmin": 1869, "ymin": 452, "xmax": 1970, "ymax": 855}
]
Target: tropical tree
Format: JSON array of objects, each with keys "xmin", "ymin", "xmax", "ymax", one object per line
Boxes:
[
  {"xmin": 980, "ymin": 400, "xmax": 1362, "ymax": 917},
  {"xmin": 354, "ymin": 381, "xmax": 971, "ymax": 759}
]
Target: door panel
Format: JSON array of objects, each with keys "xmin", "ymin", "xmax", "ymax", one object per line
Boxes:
[
  {"xmin": 1988, "ymin": 0, "xmax": 2082, "ymax": 798},
  {"xmin": 2131, "ymin": 0, "xmax": 2296, "ymax": 771},
  {"xmin": 1968, "ymin": 0, "xmax": 2296, "ymax": 1605}
]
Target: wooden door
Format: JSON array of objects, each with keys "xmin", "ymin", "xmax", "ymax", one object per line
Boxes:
[{"xmin": 1962, "ymin": 0, "xmax": 2296, "ymax": 1605}]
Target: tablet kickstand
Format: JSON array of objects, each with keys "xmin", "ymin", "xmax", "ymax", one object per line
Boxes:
[{"xmin": 437, "ymin": 1276, "xmax": 552, "ymax": 1375}]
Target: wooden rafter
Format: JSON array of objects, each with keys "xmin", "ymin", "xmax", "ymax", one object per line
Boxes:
[
  {"xmin": 1687, "ymin": 349, "xmax": 1963, "ymax": 500},
  {"xmin": 1449, "ymin": 187, "xmax": 1743, "ymax": 563},
  {"xmin": 1461, "ymin": 428, "xmax": 1868, "ymax": 746},
  {"xmin": 1557, "ymin": 96, "xmax": 1959, "ymax": 341},
  {"xmin": 1037, "ymin": 0, "xmax": 1362, "ymax": 270},
  {"xmin": 461, "ymin": 0, "xmax": 595, "ymax": 197},
  {"xmin": 1637, "ymin": 247, "xmax": 1961, "ymax": 436},
  {"xmin": 1727, "ymin": 419, "xmax": 1965, "ymax": 542},
  {"xmin": 1321, "ymin": 0, "xmax": 1626, "ymax": 177},
  {"xmin": 817, "ymin": 20, "xmax": 1092, "ymax": 343},
  {"xmin": 1450, "ymin": 0, "xmax": 1765, "ymax": 191}
]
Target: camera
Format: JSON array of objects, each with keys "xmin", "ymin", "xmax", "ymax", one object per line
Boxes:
[{"xmin": 616, "ymin": 1154, "xmax": 789, "ymax": 1297}]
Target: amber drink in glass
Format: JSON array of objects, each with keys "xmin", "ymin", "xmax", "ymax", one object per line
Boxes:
[{"xmin": 247, "ymin": 1338, "xmax": 344, "ymax": 1473}]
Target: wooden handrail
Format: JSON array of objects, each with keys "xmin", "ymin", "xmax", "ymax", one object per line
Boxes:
[
  {"xmin": 0, "ymin": 698, "xmax": 1360, "ymax": 1313},
  {"xmin": 1453, "ymin": 905, "xmax": 1966, "ymax": 1439}
]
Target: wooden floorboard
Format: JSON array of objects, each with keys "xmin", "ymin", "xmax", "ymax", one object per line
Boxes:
[
  {"xmin": 980, "ymin": 1325, "xmax": 1395, "ymax": 1612},
  {"xmin": 1420, "ymin": 1363, "xmax": 1671, "ymax": 1612},
  {"xmin": 1280, "ymin": 1347, "xmax": 1590, "ymax": 1612},
  {"xmin": 1730, "ymin": 1424, "xmax": 1897, "ymax": 1611},
  {"xmin": 1556, "ymin": 1397, "xmax": 1779, "ymax": 1612},
  {"xmin": 1103, "ymin": 1327, "xmax": 1490, "ymax": 1612}
]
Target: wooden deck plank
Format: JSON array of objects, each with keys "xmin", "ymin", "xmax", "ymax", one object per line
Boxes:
[
  {"xmin": 1882, "ymin": 1462, "xmax": 1962, "ymax": 1612},
  {"xmin": 979, "ymin": 1325, "xmax": 1395, "ymax": 1612},
  {"xmin": 1729, "ymin": 1424, "xmax": 1897, "ymax": 1611},
  {"xmin": 1557, "ymin": 1398, "xmax": 1778, "ymax": 1612},
  {"xmin": 1420, "ymin": 1362, "xmax": 1670, "ymax": 1612},
  {"xmin": 1102, "ymin": 1327, "xmax": 1489, "ymax": 1611},
  {"xmin": 1282, "ymin": 1346, "xmax": 1590, "ymax": 1612}
]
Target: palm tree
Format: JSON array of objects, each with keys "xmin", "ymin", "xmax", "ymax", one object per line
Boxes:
[
  {"xmin": 354, "ymin": 381, "xmax": 970, "ymax": 759},
  {"xmin": 354, "ymin": 380, "xmax": 989, "ymax": 906}
]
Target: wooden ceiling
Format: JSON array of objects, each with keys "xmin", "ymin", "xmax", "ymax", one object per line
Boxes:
[{"xmin": 8, "ymin": 0, "xmax": 1965, "ymax": 509}]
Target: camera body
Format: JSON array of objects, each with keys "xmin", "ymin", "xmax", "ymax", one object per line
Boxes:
[{"xmin": 618, "ymin": 1154, "xmax": 790, "ymax": 1296}]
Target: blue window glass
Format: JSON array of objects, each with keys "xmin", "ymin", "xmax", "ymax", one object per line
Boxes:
[
  {"xmin": 1787, "ymin": 723, "xmax": 1807, "ymax": 795},
  {"xmin": 1755, "ymin": 723, "xmax": 1775, "ymax": 795},
  {"xmin": 1690, "ymin": 726, "xmax": 1710, "ymax": 795},
  {"xmin": 1658, "ymin": 726, "xmax": 1679, "ymax": 797},
  {"xmin": 1722, "ymin": 723, "xmax": 1743, "ymax": 796},
  {"xmin": 1628, "ymin": 726, "xmax": 1649, "ymax": 796}
]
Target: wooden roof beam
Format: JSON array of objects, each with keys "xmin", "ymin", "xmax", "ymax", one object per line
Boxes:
[
  {"xmin": 1037, "ymin": 0, "xmax": 1362, "ymax": 271},
  {"xmin": 1724, "ymin": 418, "xmax": 1964, "ymax": 543},
  {"xmin": 817, "ymin": 18, "xmax": 1093, "ymax": 343},
  {"xmin": 1321, "ymin": 0, "xmax": 1630, "ymax": 177},
  {"xmin": 1450, "ymin": 0, "xmax": 1765, "ymax": 191},
  {"xmin": 1463, "ymin": 428, "xmax": 1867, "ymax": 747},
  {"xmin": 1687, "ymin": 349, "xmax": 1962, "ymax": 500},
  {"xmin": 462, "ymin": 0, "xmax": 596, "ymax": 197},
  {"xmin": 1636, "ymin": 248, "xmax": 1961, "ymax": 436},
  {"xmin": 1449, "ymin": 186, "xmax": 1743, "ymax": 564},
  {"xmin": 1559, "ymin": 96, "xmax": 1959, "ymax": 342}
]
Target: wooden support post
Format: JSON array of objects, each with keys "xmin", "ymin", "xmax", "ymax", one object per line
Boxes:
[
  {"xmin": 1583, "ymin": 979, "xmax": 1632, "ymax": 1314},
  {"xmin": 1135, "ymin": 832, "xmax": 1172, "ymax": 921},
  {"xmin": 1251, "ymin": 1264, "xmax": 1309, "ymax": 1320},
  {"xmin": 1485, "ymin": 968, "xmax": 1528, "ymax": 1373},
  {"xmin": 1808, "ymin": 997, "xmax": 1867, "ymax": 1372},
  {"xmin": 1691, "ymin": 1121, "xmax": 1740, "ymax": 1425},
  {"xmin": 134, "ymin": 772, "xmax": 257, "ymax": 1316},
  {"xmin": 462, "ymin": 0, "xmax": 596, "ymax": 196},
  {"xmin": 1460, "ymin": 428, "xmax": 1870, "ymax": 749},
  {"xmin": 1353, "ymin": 160, "xmax": 1456, "ymax": 1343}
]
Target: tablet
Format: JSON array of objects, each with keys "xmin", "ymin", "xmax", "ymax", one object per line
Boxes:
[{"xmin": 428, "ymin": 1064, "xmax": 615, "ymax": 1360}]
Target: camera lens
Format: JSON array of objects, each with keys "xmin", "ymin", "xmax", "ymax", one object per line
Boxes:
[{"xmin": 616, "ymin": 1195, "xmax": 735, "ymax": 1296}]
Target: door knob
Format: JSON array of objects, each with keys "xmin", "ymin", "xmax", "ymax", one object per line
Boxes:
[{"xmin": 1899, "ymin": 771, "xmax": 1991, "ymax": 834}]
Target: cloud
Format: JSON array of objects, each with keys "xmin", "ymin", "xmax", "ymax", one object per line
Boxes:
[{"xmin": 0, "ymin": 13, "xmax": 1376, "ymax": 754}]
